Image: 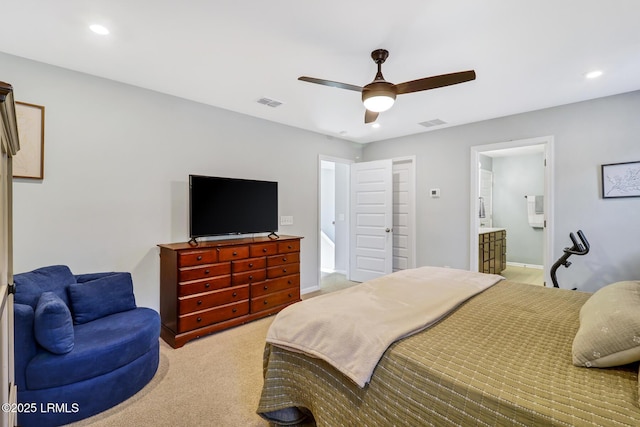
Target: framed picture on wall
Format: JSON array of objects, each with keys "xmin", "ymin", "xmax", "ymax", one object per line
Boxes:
[
  {"xmin": 601, "ymin": 161, "xmax": 640, "ymax": 198},
  {"xmin": 13, "ymin": 101, "xmax": 45, "ymax": 179}
]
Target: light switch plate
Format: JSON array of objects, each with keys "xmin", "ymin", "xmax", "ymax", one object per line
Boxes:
[{"xmin": 280, "ymin": 216, "xmax": 294, "ymax": 226}]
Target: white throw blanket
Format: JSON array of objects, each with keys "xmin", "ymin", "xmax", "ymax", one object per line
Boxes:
[{"xmin": 266, "ymin": 266, "xmax": 503, "ymax": 387}]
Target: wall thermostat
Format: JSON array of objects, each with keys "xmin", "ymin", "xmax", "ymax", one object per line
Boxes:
[{"xmin": 430, "ymin": 188, "xmax": 441, "ymax": 198}]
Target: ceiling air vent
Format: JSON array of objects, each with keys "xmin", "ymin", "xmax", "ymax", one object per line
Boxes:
[
  {"xmin": 419, "ymin": 118, "xmax": 447, "ymax": 128},
  {"xmin": 257, "ymin": 97, "xmax": 283, "ymax": 108}
]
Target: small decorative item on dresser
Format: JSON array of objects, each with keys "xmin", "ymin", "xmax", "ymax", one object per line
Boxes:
[{"xmin": 158, "ymin": 235, "xmax": 302, "ymax": 348}]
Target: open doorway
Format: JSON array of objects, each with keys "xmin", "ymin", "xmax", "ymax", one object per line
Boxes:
[
  {"xmin": 317, "ymin": 156, "xmax": 416, "ymax": 294},
  {"xmin": 470, "ymin": 136, "xmax": 554, "ymax": 286},
  {"xmin": 319, "ymin": 156, "xmax": 354, "ymax": 294}
]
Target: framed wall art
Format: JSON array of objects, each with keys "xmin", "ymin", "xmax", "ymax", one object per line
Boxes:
[
  {"xmin": 13, "ymin": 101, "xmax": 45, "ymax": 179},
  {"xmin": 601, "ymin": 161, "xmax": 640, "ymax": 198}
]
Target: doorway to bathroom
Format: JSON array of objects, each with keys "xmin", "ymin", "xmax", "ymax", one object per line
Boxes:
[{"xmin": 470, "ymin": 136, "xmax": 554, "ymax": 286}]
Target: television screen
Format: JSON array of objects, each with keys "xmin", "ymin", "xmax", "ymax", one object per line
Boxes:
[{"xmin": 189, "ymin": 175, "xmax": 278, "ymax": 238}]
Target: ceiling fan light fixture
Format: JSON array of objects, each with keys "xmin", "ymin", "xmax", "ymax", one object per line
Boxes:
[
  {"xmin": 362, "ymin": 82, "xmax": 397, "ymax": 112},
  {"xmin": 363, "ymin": 95, "xmax": 395, "ymax": 112},
  {"xmin": 89, "ymin": 24, "xmax": 110, "ymax": 35}
]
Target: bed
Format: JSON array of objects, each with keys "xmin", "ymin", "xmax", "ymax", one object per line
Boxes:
[{"xmin": 257, "ymin": 267, "xmax": 640, "ymax": 426}]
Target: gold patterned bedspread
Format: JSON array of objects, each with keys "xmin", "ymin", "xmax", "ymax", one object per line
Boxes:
[{"xmin": 257, "ymin": 281, "xmax": 640, "ymax": 426}]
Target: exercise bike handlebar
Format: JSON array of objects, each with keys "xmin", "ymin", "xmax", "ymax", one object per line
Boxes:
[
  {"xmin": 550, "ymin": 229, "xmax": 590, "ymax": 288},
  {"xmin": 565, "ymin": 230, "xmax": 590, "ymax": 255}
]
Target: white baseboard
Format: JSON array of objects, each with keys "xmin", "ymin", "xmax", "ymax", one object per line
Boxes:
[
  {"xmin": 506, "ymin": 262, "xmax": 544, "ymax": 270},
  {"xmin": 321, "ymin": 268, "xmax": 349, "ymax": 276},
  {"xmin": 300, "ymin": 285, "xmax": 320, "ymax": 295}
]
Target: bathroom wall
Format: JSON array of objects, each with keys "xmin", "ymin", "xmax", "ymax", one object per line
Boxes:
[{"xmin": 491, "ymin": 153, "xmax": 545, "ymax": 265}]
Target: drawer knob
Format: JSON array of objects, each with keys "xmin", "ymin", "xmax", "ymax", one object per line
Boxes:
[
  {"xmin": 264, "ymin": 300, "xmax": 268, "ymax": 305},
  {"xmin": 197, "ymin": 317, "xmax": 202, "ymax": 322},
  {"xmin": 287, "ymin": 280, "xmax": 292, "ymax": 285},
  {"xmin": 283, "ymin": 257, "xmax": 287, "ymax": 262},
  {"xmin": 262, "ymin": 248, "xmax": 267, "ymax": 253},
  {"xmin": 197, "ymin": 300, "xmax": 202, "ymax": 305},
  {"xmin": 233, "ymin": 251, "xmax": 237, "ymax": 256},
  {"xmin": 263, "ymin": 285, "xmax": 268, "ymax": 290},
  {"xmin": 197, "ymin": 255, "xmax": 202, "ymax": 261},
  {"xmin": 283, "ymin": 268, "xmax": 287, "ymax": 273},
  {"xmin": 249, "ymin": 263, "xmax": 253, "ymax": 268},
  {"xmin": 204, "ymin": 269, "xmax": 210, "ymax": 274},
  {"xmin": 232, "ymin": 292, "xmax": 237, "ymax": 297},
  {"xmin": 249, "ymin": 275, "xmax": 253, "ymax": 280},
  {"xmin": 288, "ymin": 293, "xmax": 292, "ymax": 298},
  {"xmin": 288, "ymin": 245, "xmax": 292, "ymax": 249},
  {"xmin": 205, "ymin": 283, "xmax": 211, "ymax": 288},
  {"xmin": 232, "ymin": 308, "xmax": 237, "ymax": 313}
]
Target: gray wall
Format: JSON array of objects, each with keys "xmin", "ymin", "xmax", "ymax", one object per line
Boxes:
[
  {"xmin": 2, "ymin": 52, "xmax": 363, "ymax": 308},
  {"xmin": 5, "ymin": 50, "xmax": 640, "ymax": 299},
  {"xmin": 479, "ymin": 154, "xmax": 493, "ymax": 171},
  {"xmin": 363, "ymin": 90, "xmax": 640, "ymax": 291},
  {"xmin": 492, "ymin": 153, "xmax": 544, "ymax": 265}
]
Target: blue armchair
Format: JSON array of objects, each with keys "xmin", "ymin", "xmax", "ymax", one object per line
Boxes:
[{"xmin": 14, "ymin": 265, "xmax": 160, "ymax": 427}]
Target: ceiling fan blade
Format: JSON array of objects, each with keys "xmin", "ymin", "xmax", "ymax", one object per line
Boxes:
[
  {"xmin": 395, "ymin": 70, "xmax": 476, "ymax": 95},
  {"xmin": 365, "ymin": 110, "xmax": 379, "ymax": 124},
  {"xmin": 298, "ymin": 76, "xmax": 363, "ymax": 92}
]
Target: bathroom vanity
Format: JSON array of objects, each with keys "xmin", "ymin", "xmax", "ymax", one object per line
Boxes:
[{"xmin": 479, "ymin": 228, "xmax": 506, "ymax": 274}]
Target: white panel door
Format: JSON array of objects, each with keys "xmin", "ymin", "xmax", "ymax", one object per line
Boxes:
[{"xmin": 349, "ymin": 159, "xmax": 393, "ymax": 282}]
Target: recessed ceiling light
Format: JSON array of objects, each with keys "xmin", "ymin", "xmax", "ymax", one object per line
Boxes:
[
  {"xmin": 585, "ymin": 70, "xmax": 603, "ymax": 79},
  {"xmin": 372, "ymin": 123, "xmax": 381, "ymax": 129},
  {"xmin": 89, "ymin": 24, "xmax": 110, "ymax": 35}
]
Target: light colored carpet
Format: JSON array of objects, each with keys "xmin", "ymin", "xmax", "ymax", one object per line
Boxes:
[
  {"xmin": 69, "ymin": 274, "xmax": 359, "ymax": 427},
  {"xmin": 69, "ymin": 316, "xmax": 275, "ymax": 427}
]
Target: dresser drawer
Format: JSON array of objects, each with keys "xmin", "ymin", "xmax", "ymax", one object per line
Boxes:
[
  {"xmin": 249, "ymin": 243, "xmax": 278, "ymax": 257},
  {"xmin": 231, "ymin": 270, "xmax": 267, "ymax": 286},
  {"xmin": 251, "ymin": 287, "xmax": 300, "ymax": 313},
  {"xmin": 178, "ymin": 249, "xmax": 217, "ymax": 267},
  {"xmin": 267, "ymin": 263, "xmax": 300, "ymax": 279},
  {"xmin": 232, "ymin": 257, "xmax": 266, "ymax": 273},
  {"xmin": 278, "ymin": 240, "xmax": 300, "ymax": 254},
  {"xmin": 178, "ymin": 300, "xmax": 249, "ymax": 333},
  {"xmin": 218, "ymin": 246, "xmax": 249, "ymax": 261},
  {"xmin": 179, "ymin": 285, "xmax": 249, "ymax": 314},
  {"xmin": 251, "ymin": 274, "xmax": 300, "ymax": 298},
  {"xmin": 178, "ymin": 275, "xmax": 231, "ymax": 297},
  {"xmin": 179, "ymin": 262, "xmax": 230, "ymax": 282},
  {"xmin": 267, "ymin": 252, "xmax": 300, "ymax": 267}
]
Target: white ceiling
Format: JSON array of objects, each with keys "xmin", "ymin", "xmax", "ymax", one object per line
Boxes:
[{"xmin": 1, "ymin": 1, "xmax": 639, "ymax": 144}]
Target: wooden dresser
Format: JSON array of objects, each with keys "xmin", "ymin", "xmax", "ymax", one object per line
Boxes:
[
  {"xmin": 158, "ymin": 235, "xmax": 302, "ymax": 348},
  {"xmin": 479, "ymin": 228, "xmax": 506, "ymax": 274}
]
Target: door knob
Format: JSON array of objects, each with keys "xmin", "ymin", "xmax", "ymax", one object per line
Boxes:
[{"xmin": 385, "ymin": 228, "xmax": 392, "ymax": 233}]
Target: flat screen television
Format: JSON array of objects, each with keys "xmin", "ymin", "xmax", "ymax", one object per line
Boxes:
[{"xmin": 189, "ymin": 175, "xmax": 278, "ymax": 238}]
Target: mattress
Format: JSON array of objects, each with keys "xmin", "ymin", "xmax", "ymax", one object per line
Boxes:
[{"xmin": 257, "ymin": 281, "xmax": 640, "ymax": 426}]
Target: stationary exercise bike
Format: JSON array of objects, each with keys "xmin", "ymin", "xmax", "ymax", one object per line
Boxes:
[{"xmin": 550, "ymin": 230, "xmax": 590, "ymax": 288}]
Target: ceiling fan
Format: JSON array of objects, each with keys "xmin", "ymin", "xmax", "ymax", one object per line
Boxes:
[{"xmin": 298, "ymin": 49, "xmax": 476, "ymax": 123}]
